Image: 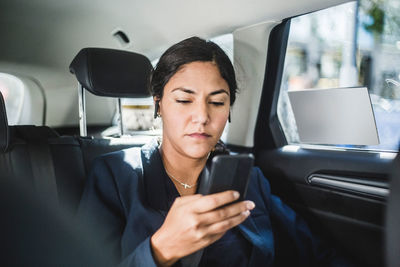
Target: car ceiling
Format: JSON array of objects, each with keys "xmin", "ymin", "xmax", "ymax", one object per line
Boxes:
[
  {"xmin": 0, "ymin": 0, "xmax": 349, "ymax": 127},
  {"xmin": 1, "ymin": 0, "xmax": 348, "ymax": 69}
]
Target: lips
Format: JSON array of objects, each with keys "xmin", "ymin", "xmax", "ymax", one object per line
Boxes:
[{"xmin": 188, "ymin": 132, "xmax": 211, "ymax": 139}]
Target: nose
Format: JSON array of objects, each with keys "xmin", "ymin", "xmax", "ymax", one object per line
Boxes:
[{"xmin": 191, "ymin": 101, "xmax": 210, "ymax": 125}]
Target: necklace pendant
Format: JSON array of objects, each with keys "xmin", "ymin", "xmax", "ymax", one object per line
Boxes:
[{"xmin": 165, "ymin": 169, "xmax": 196, "ymax": 189}]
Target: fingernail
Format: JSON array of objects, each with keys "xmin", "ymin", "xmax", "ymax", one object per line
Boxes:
[
  {"xmin": 233, "ymin": 191, "xmax": 240, "ymax": 199},
  {"xmin": 246, "ymin": 201, "xmax": 255, "ymax": 210},
  {"xmin": 242, "ymin": 210, "xmax": 250, "ymax": 216}
]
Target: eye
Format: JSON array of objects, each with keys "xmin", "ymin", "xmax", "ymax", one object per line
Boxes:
[
  {"xmin": 209, "ymin": 101, "xmax": 225, "ymax": 106},
  {"xmin": 176, "ymin": 99, "xmax": 192, "ymax": 104}
]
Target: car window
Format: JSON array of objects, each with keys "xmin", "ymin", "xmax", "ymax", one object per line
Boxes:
[
  {"xmin": 277, "ymin": 0, "xmax": 400, "ymax": 151},
  {"xmin": 119, "ymin": 97, "xmax": 162, "ymax": 136},
  {"xmin": 0, "ymin": 73, "xmax": 25, "ymax": 125}
]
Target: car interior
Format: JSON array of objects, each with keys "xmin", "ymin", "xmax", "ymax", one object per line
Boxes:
[{"xmin": 1, "ymin": 0, "xmax": 399, "ymax": 266}]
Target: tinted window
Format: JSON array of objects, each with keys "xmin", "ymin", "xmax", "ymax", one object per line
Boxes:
[{"xmin": 278, "ymin": 0, "xmax": 400, "ymax": 151}]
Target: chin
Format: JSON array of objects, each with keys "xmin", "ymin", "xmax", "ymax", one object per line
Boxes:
[{"xmin": 183, "ymin": 144, "xmax": 213, "ymax": 159}]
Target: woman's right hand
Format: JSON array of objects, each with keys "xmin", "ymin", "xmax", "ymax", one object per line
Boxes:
[{"xmin": 150, "ymin": 190, "xmax": 255, "ymax": 266}]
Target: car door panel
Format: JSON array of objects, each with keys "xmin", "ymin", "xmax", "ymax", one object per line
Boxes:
[{"xmin": 255, "ymin": 148, "xmax": 390, "ymax": 266}]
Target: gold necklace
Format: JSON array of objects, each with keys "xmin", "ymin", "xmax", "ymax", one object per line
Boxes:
[{"xmin": 165, "ymin": 169, "xmax": 197, "ymax": 189}]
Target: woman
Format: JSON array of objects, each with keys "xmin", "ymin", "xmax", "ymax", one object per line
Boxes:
[{"xmin": 78, "ymin": 37, "xmax": 346, "ymax": 267}]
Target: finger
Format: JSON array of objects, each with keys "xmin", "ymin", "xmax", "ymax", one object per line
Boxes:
[
  {"xmin": 198, "ymin": 200, "xmax": 255, "ymax": 226},
  {"xmin": 192, "ymin": 190, "xmax": 240, "ymax": 213},
  {"xmin": 205, "ymin": 210, "xmax": 250, "ymax": 235},
  {"xmin": 173, "ymin": 194, "xmax": 203, "ymax": 206}
]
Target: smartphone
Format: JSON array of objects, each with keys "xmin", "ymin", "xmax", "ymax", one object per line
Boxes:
[{"xmin": 198, "ymin": 154, "xmax": 254, "ymax": 201}]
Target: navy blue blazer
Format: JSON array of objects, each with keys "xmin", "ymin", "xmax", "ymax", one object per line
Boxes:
[{"xmin": 78, "ymin": 139, "xmax": 346, "ymax": 267}]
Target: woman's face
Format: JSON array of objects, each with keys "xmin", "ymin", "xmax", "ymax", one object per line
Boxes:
[{"xmin": 158, "ymin": 61, "xmax": 230, "ymax": 160}]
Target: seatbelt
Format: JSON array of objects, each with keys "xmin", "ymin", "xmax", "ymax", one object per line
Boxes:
[{"xmin": 27, "ymin": 141, "xmax": 59, "ymax": 206}]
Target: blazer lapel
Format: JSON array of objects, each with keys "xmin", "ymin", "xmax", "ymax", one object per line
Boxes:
[{"xmin": 141, "ymin": 139, "xmax": 171, "ymax": 214}]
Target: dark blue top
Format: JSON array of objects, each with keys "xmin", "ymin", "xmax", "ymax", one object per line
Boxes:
[{"xmin": 77, "ymin": 139, "xmax": 349, "ymax": 267}]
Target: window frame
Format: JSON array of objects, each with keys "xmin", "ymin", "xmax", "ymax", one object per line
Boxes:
[{"xmin": 254, "ymin": 19, "xmax": 290, "ymax": 153}]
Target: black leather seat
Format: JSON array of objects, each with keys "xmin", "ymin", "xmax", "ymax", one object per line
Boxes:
[
  {"xmin": 0, "ymin": 48, "xmax": 154, "ymax": 214},
  {"xmin": 0, "ymin": 93, "xmax": 86, "ymax": 212},
  {"xmin": 0, "ymin": 48, "xmax": 154, "ymax": 265},
  {"xmin": 0, "ymin": 171, "xmax": 116, "ymax": 266},
  {"xmin": 0, "ymin": 92, "xmax": 148, "ymax": 213}
]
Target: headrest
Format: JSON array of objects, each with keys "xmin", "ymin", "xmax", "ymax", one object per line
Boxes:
[
  {"xmin": 69, "ymin": 48, "xmax": 153, "ymax": 98},
  {"xmin": 0, "ymin": 91, "xmax": 9, "ymax": 153}
]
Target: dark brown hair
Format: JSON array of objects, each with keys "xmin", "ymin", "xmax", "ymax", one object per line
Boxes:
[{"xmin": 149, "ymin": 36, "xmax": 237, "ymax": 105}]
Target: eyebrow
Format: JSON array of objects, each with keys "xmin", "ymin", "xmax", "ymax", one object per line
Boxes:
[{"xmin": 171, "ymin": 87, "xmax": 229, "ymax": 96}]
